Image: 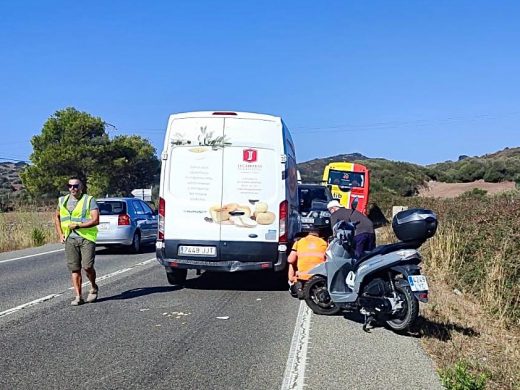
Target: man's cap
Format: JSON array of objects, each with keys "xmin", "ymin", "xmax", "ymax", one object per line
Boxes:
[{"xmin": 327, "ymin": 200, "xmax": 342, "ymax": 209}]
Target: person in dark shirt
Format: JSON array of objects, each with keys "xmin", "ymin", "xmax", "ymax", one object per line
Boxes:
[{"xmin": 327, "ymin": 200, "xmax": 375, "ymax": 257}]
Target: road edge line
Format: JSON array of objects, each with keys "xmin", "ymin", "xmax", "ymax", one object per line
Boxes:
[
  {"xmin": 0, "ymin": 248, "xmax": 65, "ymax": 264},
  {"xmin": 281, "ymin": 300, "xmax": 312, "ymax": 390}
]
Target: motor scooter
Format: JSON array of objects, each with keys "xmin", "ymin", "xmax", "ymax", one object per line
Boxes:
[{"xmin": 302, "ymin": 205, "xmax": 437, "ymax": 332}]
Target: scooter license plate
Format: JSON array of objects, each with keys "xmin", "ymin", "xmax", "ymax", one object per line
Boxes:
[{"xmin": 408, "ymin": 275, "xmax": 429, "ymax": 292}]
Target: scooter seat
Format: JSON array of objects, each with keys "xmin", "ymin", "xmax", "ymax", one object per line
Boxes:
[{"xmin": 355, "ymin": 240, "xmax": 423, "ymax": 265}]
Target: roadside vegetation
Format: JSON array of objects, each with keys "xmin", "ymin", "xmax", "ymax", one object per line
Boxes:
[
  {"xmin": 375, "ymin": 190, "xmax": 520, "ymax": 389},
  {"xmin": 0, "ymin": 210, "xmax": 55, "ymax": 252}
]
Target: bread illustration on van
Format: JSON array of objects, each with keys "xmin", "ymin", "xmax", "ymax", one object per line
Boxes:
[{"xmin": 206, "ymin": 202, "xmax": 275, "ymax": 227}]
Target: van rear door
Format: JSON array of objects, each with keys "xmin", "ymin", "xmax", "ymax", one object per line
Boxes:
[
  {"xmin": 219, "ymin": 117, "xmax": 282, "ymax": 261},
  {"xmin": 163, "ymin": 117, "xmax": 225, "ymax": 255}
]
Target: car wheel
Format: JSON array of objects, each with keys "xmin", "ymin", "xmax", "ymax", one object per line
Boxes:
[{"xmin": 129, "ymin": 231, "xmax": 141, "ymax": 253}]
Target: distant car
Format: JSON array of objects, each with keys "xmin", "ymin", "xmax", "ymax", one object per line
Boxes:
[
  {"xmin": 96, "ymin": 197, "xmax": 158, "ymax": 253},
  {"xmin": 297, "ymin": 184, "xmax": 333, "ymax": 238}
]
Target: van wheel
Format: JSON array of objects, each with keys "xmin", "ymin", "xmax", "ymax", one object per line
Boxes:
[
  {"xmin": 129, "ymin": 231, "xmax": 141, "ymax": 253},
  {"xmin": 166, "ymin": 269, "xmax": 187, "ymax": 286}
]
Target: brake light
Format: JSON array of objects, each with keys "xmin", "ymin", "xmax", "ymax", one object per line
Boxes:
[
  {"xmin": 279, "ymin": 200, "xmax": 288, "ymax": 243},
  {"xmin": 118, "ymin": 214, "xmax": 130, "ymax": 225},
  {"xmin": 158, "ymin": 197, "xmax": 165, "ymax": 240},
  {"xmin": 212, "ymin": 111, "xmax": 237, "ymax": 116}
]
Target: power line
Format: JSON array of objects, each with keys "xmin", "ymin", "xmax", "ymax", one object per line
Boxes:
[{"xmin": 113, "ymin": 110, "xmax": 520, "ymax": 136}]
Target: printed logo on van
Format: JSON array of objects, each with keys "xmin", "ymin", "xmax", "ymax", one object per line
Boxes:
[{"xmin": 243, "ymin": 149, "xmax": 258, "ymax": 163}]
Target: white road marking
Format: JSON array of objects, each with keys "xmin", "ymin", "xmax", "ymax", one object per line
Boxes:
[
  {"xmin": 281, "ymin": 300, "xmax": 313, "ymax": 390},
  {"xmin": 0, "ymin": 248, "xmax": 65, "ymax": 264},
  {"xmin": 0, "ymin": 294, "xmax": 62, "ymax": 318},
  {"xmin": 0, "ymin": 257, "xmax": 156, "ymax": 318}
]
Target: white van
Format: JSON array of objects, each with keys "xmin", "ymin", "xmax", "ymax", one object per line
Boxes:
[{"xmin": 156, "ymin": 111, "xmax": 299, "ymax": 285}]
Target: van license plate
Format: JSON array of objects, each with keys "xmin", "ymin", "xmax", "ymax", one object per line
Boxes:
[
  {"xmin": 407, "ymin": 275, "xmax": 429, "ymax": 292},
  {"xmin": 178, "ymin": 245, "xmax": 217, "ymax": 257},
  {"xmin": 301, "ymin": 217, "xmax": 314, "ymax": 223}
]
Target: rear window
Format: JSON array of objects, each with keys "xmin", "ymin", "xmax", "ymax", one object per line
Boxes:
[
  {"xmin": 298, "ymin": 187, "xmax": 330, "ymax": 213},
  {"xmin": 98, "ymin": 201, "xmax": 127, "ymax": 215}
]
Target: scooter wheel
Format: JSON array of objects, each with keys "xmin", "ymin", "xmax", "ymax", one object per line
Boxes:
[
  {"xmin": 385, "ymin": 284, "xmax": 419, "ymax": 331},
  {"xmin": 303, "ymin": 275, "xmax": 341, "ymax": 315}
]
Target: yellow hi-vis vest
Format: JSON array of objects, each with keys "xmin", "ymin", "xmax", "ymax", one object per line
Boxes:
[{"xmin": 59, "ymin": 194, "xmax": 98, "ymax": 242}]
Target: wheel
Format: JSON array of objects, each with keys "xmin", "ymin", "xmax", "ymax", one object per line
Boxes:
[
  {"xmin": 303, "ymin": 275, "xmax": 341, "ymax": 315},
  {"xmin": 129, "ymin": 231, "xmax": 141, "ymax": 253},
  {"xmin": 385, "ymin": 283, "xmax": 419, "ymax": 331},
  {"xmin": 166, "ymin": 268, "xmax": 187, "ymax": 286}
]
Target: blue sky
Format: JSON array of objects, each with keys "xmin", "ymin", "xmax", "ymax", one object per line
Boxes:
[{"xmin": 0, "ymin": 0, "xmax": 519, "ymax": 165}]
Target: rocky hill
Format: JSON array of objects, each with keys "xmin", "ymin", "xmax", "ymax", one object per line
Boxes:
[{"xmin": 0, "ymin": 162, "xmax": 27, "ymax": 209}]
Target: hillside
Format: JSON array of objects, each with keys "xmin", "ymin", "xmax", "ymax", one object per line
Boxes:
[
  {"xmin": 298, "ymin": 153, "xmax": 431, "ymax": 196},
  {"xmin": 297, "ymin": 147, "xmax": 520, "ymax": 197},
  {"xmin": 0, "ymin": 162, "xmax": 27, "ymax": 210},
  {"xmin": 427, "ymin": 146, "xmax": 520, "ymax": 183}
]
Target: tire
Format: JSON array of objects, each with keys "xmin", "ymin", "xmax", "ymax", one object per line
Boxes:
[
  {"xmin": 166, "ymin": 268, "xmax": 187, "ymax": 286},
  {"xmin": 129, "ymin": 231, "xmax": 141, "ymax": 253},
  {"xmin": 303, "ymin": 275, "xmax": 341, "ymax": 315},
  {"xmin": 385, "ymin": 283, "xmax": 419, "ymax": 331}
]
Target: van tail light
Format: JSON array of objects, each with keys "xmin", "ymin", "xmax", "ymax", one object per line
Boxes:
[
  {"xmin": 118, "ymin": 214, "xmax": 131, "ymax": 226},
  {"xmin": 279, "ymin": 200, "xmax": 288, "ymax": 244},
  {"xmin": 158, "ymin": 197, "xmax": 165, "ymax": 240}
]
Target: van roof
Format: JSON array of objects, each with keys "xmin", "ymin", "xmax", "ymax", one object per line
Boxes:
[{"xmin": 168, "ymin": 111, "xmax": 281, "ymax": 123}]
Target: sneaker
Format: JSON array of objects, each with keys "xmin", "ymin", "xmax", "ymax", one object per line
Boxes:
[
  {"xmin": 71, "ymin": 296, "xmax": 84, "ymax": 306},
  {"xmin": 86, "ymin": 286, "xmax": 98, "ymax": 303}
]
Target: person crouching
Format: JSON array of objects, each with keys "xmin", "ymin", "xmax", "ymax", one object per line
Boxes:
[{"xmin": 288, "ymin": 227, "xmax": 328, "ymax": 298}]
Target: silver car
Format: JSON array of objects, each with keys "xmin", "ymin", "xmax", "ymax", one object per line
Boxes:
[{"xmin": 96, "ymin": 197, "xmax": 158, "ymax": 252}]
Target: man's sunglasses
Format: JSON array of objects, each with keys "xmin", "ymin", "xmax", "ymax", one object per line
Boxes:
[{"xmin": 68, "ymin": 184, "xmax": 80, "ymax": 189}]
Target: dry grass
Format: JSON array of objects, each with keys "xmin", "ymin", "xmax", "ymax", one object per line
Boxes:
[
  {"xmin": 0, "ymin": 211, "xmax": 56, "ymax": 252},
  {"xmin": 377, "ymin": 192, "xmax": 520, "ymax": 389},
  {"xmin": 417, "ymin": 277, "xmax": 520, "ymax": 390}
]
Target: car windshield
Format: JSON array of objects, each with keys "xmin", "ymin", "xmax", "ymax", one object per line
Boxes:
[
  {"xmin": 327, "ymin": 170, "xmax": 364, "ymax": 188},
  {"xmin": 98, "ymin": 201, "xmax": 127, "ymax": 215},
  {"xmin": 299, "ymin": 187, "xmax": 329, "ymax": 213}
]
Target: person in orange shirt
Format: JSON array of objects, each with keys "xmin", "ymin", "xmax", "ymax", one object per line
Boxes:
[{"xmin": 288, "ymin": 227, "xmax": 328, "ymax": 298}]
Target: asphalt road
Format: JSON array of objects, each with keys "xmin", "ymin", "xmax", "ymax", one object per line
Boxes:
[{"xmin": 0, "ymin": 245, "xmax": 442, "ymax": 390}]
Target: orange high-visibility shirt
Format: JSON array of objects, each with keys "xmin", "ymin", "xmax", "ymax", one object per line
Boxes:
[{"xmin": 292, "ymin": 235, "xmax": 327, "ymax": 280}]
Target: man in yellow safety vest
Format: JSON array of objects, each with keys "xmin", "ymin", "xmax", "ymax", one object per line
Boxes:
[{"xmin": 54, "ymin": 177, "xmax": 99, "ymax": 306}]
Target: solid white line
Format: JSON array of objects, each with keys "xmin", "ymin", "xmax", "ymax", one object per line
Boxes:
[
  {"xmin": 0, "ymin": 248, "xmax": 65, "ymax": 264},
  {"xmin": 1, "ymin": 257, "xmax": 157, "ymax": 318},
  {"xmin": 281, "ymin": 300, "xmax": 312, "ymax": 390},
  {"xmin": 0, "ymin": 294, "xmax": 62, "ymax": 318}
]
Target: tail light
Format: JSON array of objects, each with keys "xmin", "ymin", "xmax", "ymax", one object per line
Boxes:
[
  {"xmin": 118, "ymin": 214, "xmax": 130, "ymax": 225},
  {"xmin": 279, "ymin": 200, "xmax": 288, "ymax": 243},
  {"xmin": 158, "ymin": 197, "xmax": 165, "ymax": 240}
]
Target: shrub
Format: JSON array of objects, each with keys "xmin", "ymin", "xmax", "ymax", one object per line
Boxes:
[
  {"xmin": 31, "ymin": 227, "xmax": 46, "ymax": 246},
  {"xmin": 438, "ymin": 360, "xmax": 488, "ymax": 390}
]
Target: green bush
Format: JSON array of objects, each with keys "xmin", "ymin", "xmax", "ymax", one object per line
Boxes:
[
  {"xmin": 458, "ymin": 188, "xmax": 488, "ymax": 199},
  {"xmin": 438, "ymin": 360, "xmax": 488, "ymax": 390},
  {"xmin": 31, "ymin": 228, "xmax": 46, "ymax": 246}
]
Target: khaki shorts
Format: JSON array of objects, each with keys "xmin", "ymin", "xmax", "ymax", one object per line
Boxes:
[{"xmin": 65, "ymin": 237, "xmax": 96, "ymax": 272}]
